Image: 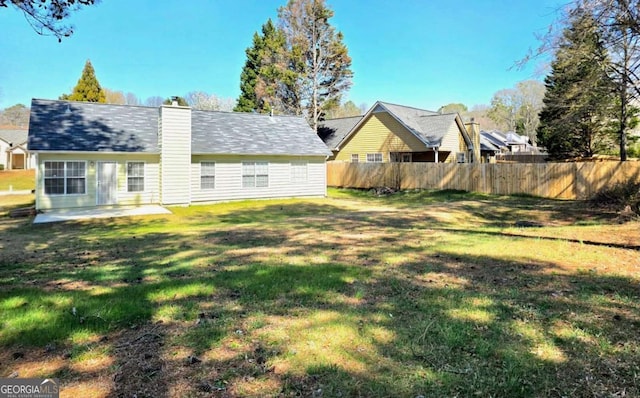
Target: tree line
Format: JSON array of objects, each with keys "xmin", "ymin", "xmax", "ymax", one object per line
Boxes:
[
  {"xmin": 534, "ymin": 0, "xmax": 640, "ymax": 161},
  {"xmin": 5, "ymin": 0, "xmax": 639, "ymax": 160}
]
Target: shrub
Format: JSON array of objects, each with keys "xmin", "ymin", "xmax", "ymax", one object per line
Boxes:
[{"xmin": 590, "ymin": 179, "xmax": 640, "ymax": 216}]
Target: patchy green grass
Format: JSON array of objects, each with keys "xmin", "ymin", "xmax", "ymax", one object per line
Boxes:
[
  {"xmin": 0, "ymin": 194, "xmax": 35, "ymax": 216},
  {"xmin": 0, "ymin": 190, "xmax": 638, "ymax": 397},
  {"xmin": 0, "ymin": 169, "xmax": 35, "ymax": 191}
]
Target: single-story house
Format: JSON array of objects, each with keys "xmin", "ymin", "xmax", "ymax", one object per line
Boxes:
[
  {"xmin": 481, "ymin": 130, "xmax": 542, "ymax": 153},
  {"xmin": 318, "ymin": 101, "xmax": 480, "ymax": 163},
  {"xmin": 28, "ymin": 99, "xmax": 331, "ymax": 211},
  {"xmin": 0, "ymin": 129, "xmax": 35, "ymax": 170},
  {"xmin": 480, "ymin": 135, "xmax": 501, "ymax": 163}
]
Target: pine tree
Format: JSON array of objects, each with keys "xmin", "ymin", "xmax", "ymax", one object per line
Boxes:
[
  {"xmin": 235, "ymin": 19, "xmax": 297, "ymax": 114},
  {"xmin": 279, "ymin": 0, "xmax": 353, "ymax": 131},
  {"xmin": 60, "ymin": 60, "xmax": 107, "ymax": 103},
  {"xmin": 537, "ymin": 9, "xmax": 615, "ymax": 160},
  {"xmin": 162, "ymin": 96, "xmax": 188, "ymax": 106},
  {"xmin": 234, "ymin": 28, "xmax": 265, "ymax": 112}
]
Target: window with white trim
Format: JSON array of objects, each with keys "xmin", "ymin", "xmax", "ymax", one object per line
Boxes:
[
  {"xmin": 366, "ymin": 153, "xmax": 383, "ymax": 162},
  {"xmin": 44, "ymin": 161, "xmax": 86, "ymax": 195},
  {"xmin": 291, "ymin": 161, "xmax": 307, "ymax": 184},
  {"xmin": 201, "ymin": 162, "xmax": 216, "ymax": 190},
  {"xmin": 456, "ymin": 152, "xmax": 466, "ymax": 163},
  {"xmin": 127, "ymin": 162, "xmax": 145, "ymax": 192},
  {"xmin": 242, "ymin": 161, "xmax": 269, "ymax": 188},
  {"xmin": 351, "ymin": 154, "xmax": 359, "ymax": 163}
]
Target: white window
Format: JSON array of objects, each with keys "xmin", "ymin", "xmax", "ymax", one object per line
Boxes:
[
  {"xmin": 201, "ymin": 162, "xmax": 216, "ymax": 190},
  {"xmin": 127, "ymin": 162, "xmax": 145, "ymax": 192},
  {"xmin": 351, "ymin": 154, "xmax": 359, "ymax": 163},
  {"xmin": 457, "ymin": 152, "xmax": 466, "ymax": 163},
  {"xmin": 44, "ymin": 161, "xmax": 86, "ymax": 195},
  {"xmin": 242, "ymin": 161, "xmax": 269, "ymax": 188},
  {"xmin": 291, "ymin": 161, "xmax": 307, "ymax": 184},
  {"xmin": 366, "ymin": 153, "xmax": 383, "ymax": 163}
]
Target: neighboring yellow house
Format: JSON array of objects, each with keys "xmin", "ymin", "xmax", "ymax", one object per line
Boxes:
[{"xmin": 319, "ymin": 101, "xmax": 480, "ymax": 163}]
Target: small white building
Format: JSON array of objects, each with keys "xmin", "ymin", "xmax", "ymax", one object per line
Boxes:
[
  {"xmin": 0, "ymin": 129, "xmax": 35, "ymax": 170},
  {"xmin": 28, "ymin": 99, "xmax": 331, "ymax": 211}
]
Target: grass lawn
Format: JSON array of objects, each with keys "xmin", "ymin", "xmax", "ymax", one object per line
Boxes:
[
  {"xmin": 0, "ymin": 189, "xmax": 638, "ymax": 397},
  {"xmin": 0, "ymin": 169, "xmax": 35, "ymax": 191}
]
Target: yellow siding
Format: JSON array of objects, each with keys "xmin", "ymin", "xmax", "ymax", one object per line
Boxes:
[
  {"xmin": 335, "ymin": 113, "xmax": 427, "ymax": 162},
  {"xmin": 36, "ymin": 153, "xmax": 160, "ymax": 210}
]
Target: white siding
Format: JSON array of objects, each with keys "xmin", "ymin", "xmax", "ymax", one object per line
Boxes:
[
  {"xmin": 0, "ymin": 140, "xmax": 9, "ymax": 169},
  {"xmin": 36, "ymin": 153, "xmax": 160, "ymax": 210},
  {"xmin": 160, "ymin": 105, "xmax": 191, "ymax": 205},
  {"xmin": 190, "ymin": 155, "xmax": 327, "ymax": 203}
]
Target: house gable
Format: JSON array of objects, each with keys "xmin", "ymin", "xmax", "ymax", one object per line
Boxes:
[{"xmin": 334, "ymin": 111, "xmax": 429, "ymax": 162}]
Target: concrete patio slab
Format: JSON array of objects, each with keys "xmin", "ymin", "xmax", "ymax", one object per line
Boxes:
[{"xmin": 33, "ymin": 205, "xmax": 172, "ymax": 224}]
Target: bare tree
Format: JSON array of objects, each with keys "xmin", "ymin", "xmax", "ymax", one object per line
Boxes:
[
  {"xmin": 144, "ymin": 96, "xmax": 164, "ymax": 107},
  {"xmin": 278, "ymin": 0, "xmax": 353, "ymax": 131},
  {"xmin": 125, "ymin": 92, "xmax": 141, "ymax": 106},
  {"xmin": 104, "ymin": 88, "xmax": 126, "ymax": 105},
  {"xmin": 1, "ymin": 0, "xmax": 96, "ymax": 41}
]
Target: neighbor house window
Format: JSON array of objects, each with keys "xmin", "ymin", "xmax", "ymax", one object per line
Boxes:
[
  {"xmin": 402, "ymin": 153, "xmax": 412, "ymax": 162},
  {"xmin": 127, "ymin": 162, "xmax": 145, "ymax": 192},
  {"xmin": 291, "ymin": 161, "xmax": 307, "ymax": 184},
  {"xmin": 44, "ymin": 161, "xmax": 86, "ymax": 195},
  {"xmin": 351, "ymin": 154, "xmax": 359, "ymax": 163},
  {"xmin": 201, "ymin": 162, "xmax": 216, "ymax": 189},
  {"xmin": 366, "ymin": 153, "xmax": 383, "ymax": 162},
  {"xmin": 242, "ymin": 161, "xmax": 268, "ymax": 188},
  {"xmin": 456, "ymin": 152, "xmax": 466, "ymax": 163}
]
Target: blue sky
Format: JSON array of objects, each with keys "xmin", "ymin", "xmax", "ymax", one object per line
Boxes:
[{"xmin": 0, "ymin": 0, "xmax": 565, "ymax": 111}]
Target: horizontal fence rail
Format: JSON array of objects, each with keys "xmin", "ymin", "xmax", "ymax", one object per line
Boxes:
[{"xmin": 327, "ymin": 162, "xmax": 640, "ymax": 200}]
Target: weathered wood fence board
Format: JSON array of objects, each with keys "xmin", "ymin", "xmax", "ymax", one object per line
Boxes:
[{"xmin": 327, "ymin": 162, "xmax": 640, "ymax": 200}]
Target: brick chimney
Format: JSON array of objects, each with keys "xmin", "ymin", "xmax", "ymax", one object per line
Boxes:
[{"xmin": 465, "ymin": 118, "xmax": 481, "ymax": 163}]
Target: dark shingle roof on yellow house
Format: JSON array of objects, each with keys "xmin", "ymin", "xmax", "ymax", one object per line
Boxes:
[{"xmin": 319, "ymin": 101, "xmax": 472, "ymax": 151}]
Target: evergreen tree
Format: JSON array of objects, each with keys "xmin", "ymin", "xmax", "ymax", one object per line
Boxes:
[
  {"xmin": 537, "ymin": 9, "xmax": 614, "ymax": 159},
  {"xmin": 278, "ymin": 0, "xmax": 353, "ymax": 130},
  {"xmin": 60, "ymin": 60, "xmax": 107, "ymax": 103},
  {"xmin": 234, "ymin": 27, "xmax": 265, "ymax": 112},
  {"xmin": 162, "ymin": 96, "xmax": 189, "ymax": 106},
  {"xmin": 235, "ymin": 19, "xmax": 298, "ymax": 115},
  {"xmin": 254, "ymin": 19, "xmax": 301, "ymax": 115}
]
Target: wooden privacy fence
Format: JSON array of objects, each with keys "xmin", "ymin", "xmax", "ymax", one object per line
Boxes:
[{"xmin": 327, "ymin": 161, "xmax": 640, "ymax": 200}]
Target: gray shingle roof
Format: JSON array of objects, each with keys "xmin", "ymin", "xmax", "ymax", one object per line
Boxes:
[
  {"xmin": 191, "ymin": 110, "xmax": 331, "ymax": 156},
  {"xmin": 318, "ymin": 116, "xmax": 362, "ymax": 150},
  {"xmin": 29, "ymin": 99, "xmax": 159, "ymax": 152},
  {"xmin": 376, "ymin": 102, "xmax": 456, "ymax": 147},
  {"xmin": 28, "ymin": 99, "xmax": 331, "ymax": 157},
  {"xmin": 0, "ymin": 129, "xmax": 28, "ymax": 146},
  {"xmin": 481, "ymin": 131, "xmax": 509, "ymax": 149},
  {"xmin": 320, "ymin": 101, "xmax": 463, "ymax": 150},
  {"xmin": 480, "ymin": 135, "xmax": 500, "ymax": 152}
]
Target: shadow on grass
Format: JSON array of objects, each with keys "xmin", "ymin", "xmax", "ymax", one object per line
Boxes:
[{"xmin": 0, "ymin": 197, "xmax": 637, "ymax": 396}]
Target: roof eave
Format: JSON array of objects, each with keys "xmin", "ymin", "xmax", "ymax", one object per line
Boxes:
[
  {"xmin": 30, "ymin": 150, "xmax": 161, "ymax": 155},
  {"xmin": 191, "ymin": 151, "xmax": 331, "ymax": 157}
]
